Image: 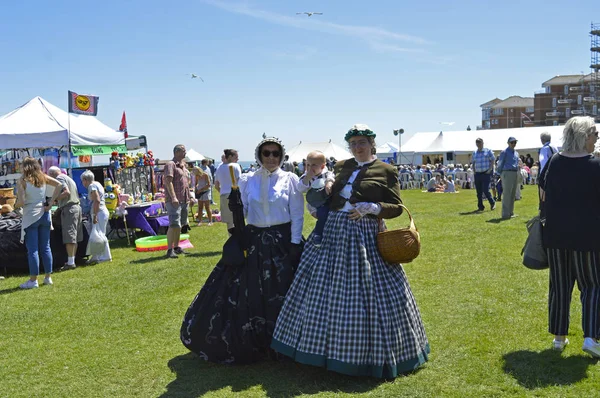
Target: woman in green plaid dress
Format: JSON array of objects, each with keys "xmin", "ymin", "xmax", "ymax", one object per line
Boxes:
[{"xmin": 271, "ymin": 124, "xmax": 430, "ymax": 378}]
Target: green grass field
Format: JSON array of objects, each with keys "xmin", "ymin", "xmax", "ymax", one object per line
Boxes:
[{"xmin": 1, "ymin": 187, "xmax": 598, "ymax": 398}]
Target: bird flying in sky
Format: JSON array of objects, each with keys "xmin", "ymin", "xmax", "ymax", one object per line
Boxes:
[
  {"xmin": 190, "ymin": 74, "xmax": 204, "ymax": 82},
  {"xmin": 296, "ymin": 12, "xmax": 323, "ymax": 17}
]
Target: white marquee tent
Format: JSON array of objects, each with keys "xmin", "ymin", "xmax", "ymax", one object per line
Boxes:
[
  {"xmin": 398, "ymin": 124, "xmax": 600, "ymax": 165},
  {"xmin": 185, "ymin": 148, "xmax": 206, "ymax": 162},
  {"xmin": 285, "ymin": 140, "xmax": 352, "ymax": 163},
  {"xmin": 375, "ymin": 141, "xmax": 399, "ymax": 159},
  {"xmin": 0, "ymin": 96, "xmax": 125, "ymax": 150}
]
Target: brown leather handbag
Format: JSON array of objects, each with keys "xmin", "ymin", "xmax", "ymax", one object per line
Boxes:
[{"xmin": 377, "ymin": 204, "xmax": 421, "ymax": 263}]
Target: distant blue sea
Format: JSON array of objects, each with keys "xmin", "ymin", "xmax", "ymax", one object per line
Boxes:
[{"xmin": 238, "ymin": 160, "xmax": 255, "ymax": 170}]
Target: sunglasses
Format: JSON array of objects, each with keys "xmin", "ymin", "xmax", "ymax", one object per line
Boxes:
[{"xmin": 262, "ymin": 150, "xmax": 281, "ymax": 158}]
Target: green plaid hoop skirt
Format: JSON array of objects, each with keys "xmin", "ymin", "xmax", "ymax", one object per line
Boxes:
[{"xmin": 271, "ymin": 211, "xmax": 430, "ymax": 378}]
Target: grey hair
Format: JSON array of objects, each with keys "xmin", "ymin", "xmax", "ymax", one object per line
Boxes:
[
  {"xmin": 47, "ymin": 166, "xmax": 61, "ymax": 177},
  {"xmin": 562, "ymin": 116, "xmax": 596, "ymax": 153},
  {"xmin": 80, "ymin": 170, "xmax": 95, "ymax": 183},
  {"xmin": 173, "ymin": 144, "xmax": 185, "ymax": 154},
  {"xmin": 540, "ymin": 131, "xmax": 551, "ymax": 144}
]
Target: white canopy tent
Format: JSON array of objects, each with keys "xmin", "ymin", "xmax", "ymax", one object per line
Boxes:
[
  {"xmin": 375, "ymin": 141, "xmax": 399, "ymax": 159},
  {"xmin": 185, "ymin": 148, "xmax": 206, "ymax": 162},
  {"xmin": 285, "ymin": 140, "xmax": 352, "ymax": 163},
  {"xmin": 399, "ymin": 124, "xmax": 600, "ymax": 165},
  {"xmin": 0, "ymin": 96, "xmax": 125, "ymax": 150}
]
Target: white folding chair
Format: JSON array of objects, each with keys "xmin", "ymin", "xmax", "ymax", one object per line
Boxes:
[{"xmin": 399, "ymin": 173, "xmax": 411, "ymax": 190}]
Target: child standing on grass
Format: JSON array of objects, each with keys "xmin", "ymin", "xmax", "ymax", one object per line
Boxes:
[{"xmin": 298, "ymin": 151, "xmax": 334, "ymax": 246}]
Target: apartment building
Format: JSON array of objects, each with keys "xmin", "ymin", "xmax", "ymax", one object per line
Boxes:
[
  {"xmin": 480, "ymin": 96, "xmax": 534, "ymax": 130},
  {"xmin": 534, "ymin": 74, "xmax": 598, "ymax": 126}
]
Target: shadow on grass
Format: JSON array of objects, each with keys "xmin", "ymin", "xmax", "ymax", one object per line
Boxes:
[
  {"xmin": 503, "ymin": 349, "xmax": 598, "ymax": 388},
  {"xmin": 486, "ymin": 217, "xmax": 509, "ymax": 224},
  {"xmin": 459, "ymin": 210, "xmax": 484, "ymax": 215},
  {"xmin": 129, "ymin": 256, "xmax": 172, "ymax": 264},
  {"xmin": 0, "ymin": 287, "xmax": 22, "ymax": 295},
  {"xmin": 160, "ymin": 353, "xmax": 392, "ymax": 398},
  {"xmin": 185, "ymin": 252, "xmax": 222, "ymax": 259}
]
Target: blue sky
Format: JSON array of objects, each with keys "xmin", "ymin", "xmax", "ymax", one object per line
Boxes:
[{"xmin": 0, "ymin": 0, "xmax": 596, "ymax": 161}]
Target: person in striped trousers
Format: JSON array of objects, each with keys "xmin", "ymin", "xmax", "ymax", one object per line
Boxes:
[{"xmin": 538, "ymin": 116, "xmax": 600, "ymax": 357}]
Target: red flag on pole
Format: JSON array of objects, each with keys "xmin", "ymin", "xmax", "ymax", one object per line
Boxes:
[{"xmin": 119, "ymin": 111, "xmax": 128, "ymax": 138}]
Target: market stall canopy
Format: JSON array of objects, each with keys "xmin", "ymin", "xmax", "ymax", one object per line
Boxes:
[
  {"xmin": 0, "ymin": 97, "xmax": 68, "ymax": 149},
  {"xmin": 185, "ymin": 149, "xmax": 206, "ymax": 162},
  {"xmin": 285, "ymin": 140, "xmax": 352, "ymax": 163},
  {"xmin": 0, "ymin": 96, "xmax": 125, "ymax": 153}
]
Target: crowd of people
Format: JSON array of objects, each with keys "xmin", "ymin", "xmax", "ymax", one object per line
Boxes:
[
  {"xmin": 9, "ymin": 116, "xmax": 600, "ymax": 377},
  {"xmin": 14, "ymin": 159, "xmax": 112, "ymax": 288}
]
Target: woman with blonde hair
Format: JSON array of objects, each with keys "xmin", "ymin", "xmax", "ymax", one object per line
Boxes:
[
  {"xmin": 193, "ymin": 167, "xmax": 212, "ymax": 226},
  {"xmin": 15, "ymin": 157, "xmax": 62, "ymax": 289},
  {"xmin": 539, "ymin": 116, "xmax": 600, "ymax": 357}
]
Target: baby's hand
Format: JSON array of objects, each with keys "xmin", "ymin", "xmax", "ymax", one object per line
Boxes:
[{"xmin": 325, "ymin": 181, "xmax": 333, "ymax": 195}]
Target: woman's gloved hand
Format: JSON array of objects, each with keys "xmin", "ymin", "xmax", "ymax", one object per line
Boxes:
[
  {"xmin": 348, "ymin": 202, "xmax": 381, "ymax": 220},
  {"xmin": 288, "ymin": 242, "xmax": 304, "ymax": 267}
]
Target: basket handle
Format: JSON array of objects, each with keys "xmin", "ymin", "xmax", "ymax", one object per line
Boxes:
[{"xmin": 399, "ymin": 204, "xmax": 417, "ymax": 231}]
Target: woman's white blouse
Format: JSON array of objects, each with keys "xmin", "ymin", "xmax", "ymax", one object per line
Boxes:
[{"xmin": 239, "ymin": 167, "xmax": 304, "ymax": 244}]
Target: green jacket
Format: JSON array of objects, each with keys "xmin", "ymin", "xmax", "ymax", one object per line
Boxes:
[{"xmin": 330, "ymin": 158, "xmax": 404, "ymax": 219}]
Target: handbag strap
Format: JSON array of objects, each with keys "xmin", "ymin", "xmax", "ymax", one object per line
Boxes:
[{"xmin": 399, "ymin": 203, "xmax": 418, "ymax": 231}]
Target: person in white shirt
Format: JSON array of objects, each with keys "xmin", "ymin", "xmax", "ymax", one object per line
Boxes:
[
  {"xmin": 539, "ymin": 131, "xmax": 559, "ymax": 171},
  {"xmin": 214, "ymin": 149, "xmax": 242, "ymax": 231},
  {"xmin": 444, "ymin": 176, "xmax": 456, "ymax": 193},
  {"xmin": 180, "ymin": 137, "xmax": 304, "ymax": 364}
]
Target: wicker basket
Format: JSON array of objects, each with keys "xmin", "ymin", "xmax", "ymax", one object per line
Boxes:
[
  {"xmin": 0, "ymin": 187, "xmax": 15, "ymax": 198},
  {"xmin": 377, "ymin": 204, "xmax": 421, "ymax": 264},
  {"xmin": 0, "ymin": 197, "xmax": 16, "ymax": 207}
]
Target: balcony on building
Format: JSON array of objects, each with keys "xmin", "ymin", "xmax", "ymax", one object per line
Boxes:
[
  {"xmin": 546, "ymin": 111, "xmax": 563, "ymax": 117},
  {"xmin": 571, "ymin": 109, "xmax": 585, "ymax": 115}
]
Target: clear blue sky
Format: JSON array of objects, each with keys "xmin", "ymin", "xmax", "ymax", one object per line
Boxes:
[{"xmin": 0, "ymin": 0, "xmax": 596, "ymax": 161}]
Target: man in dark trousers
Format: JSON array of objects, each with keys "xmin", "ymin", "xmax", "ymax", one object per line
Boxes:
[{"xmin": 472, "ymin": 138, "xmax": 496, "ymax": 211}]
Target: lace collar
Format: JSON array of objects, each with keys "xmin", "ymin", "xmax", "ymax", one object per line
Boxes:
[{"xmin": 355, "ymin": 156, "xmax": 377, "ymax": 167}]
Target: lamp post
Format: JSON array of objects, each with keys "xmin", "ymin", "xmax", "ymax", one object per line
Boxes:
[{"xmin": 393, "ymin": 128, "xmax": 404, "ymax": 164}]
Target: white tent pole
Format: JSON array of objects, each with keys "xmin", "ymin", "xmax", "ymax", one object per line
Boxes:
[{"xmin": 67, "ymin": 112, "xmax": 73, "ymax": 177}]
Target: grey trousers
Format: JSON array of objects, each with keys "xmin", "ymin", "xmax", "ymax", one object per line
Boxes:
[
  {"xmin": 220, "ymin": 193, "xmax": 234, "ymax": 230},
  {"xmin": 501, "ymin": 170, "xmax": 518, "ymax": 219}
]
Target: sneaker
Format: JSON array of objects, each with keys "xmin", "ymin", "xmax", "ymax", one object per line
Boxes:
[
  {"xmin": 582, "ymin": 338, "xmax": 600, "ymax": 358},
  {"xmin": 207, "ymin": 222, "xmax": 213, "ymax": 226},
  {"xmin": 60, "ymin": 263, "xmax": 76, "ymax": 272},
  {"xmin": 166, "ymin": 249, "xmax": 178, "ymax": 259},
  {"xmin": 477, "ymin": 208, "xmax": 484, "ymax": 212},
  {"xmin": 19, "ymin": 279, "xmax": 39, "ymax": 289},
  {"xmin": 173, "ymin": 247, "xmax": 188, "ymax": 255},
  {"xmin": 491, "ymin": 203, "xmax": 496, "ymax": 210},
  {"xmin": 552, "ymin": 338, "xmax": 569, "ymax": 351},
  {"xmin": 85, "ymin": 259, "xmax": 98, "ymax": 266},
  {"xmin": 43, "ymin": 276, "xmax": 53, "ymax": 286}
]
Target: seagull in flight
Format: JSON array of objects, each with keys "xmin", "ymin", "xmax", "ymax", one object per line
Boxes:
[
  {"xmin": 439, "ymin": 121, "xmax": 455, "ymax": 126},
  {"xmin": 190, "ymin": 73, "xmax": 204, "ymax": 82},
  {"xmin": 296, "ymin": 12, "xmax": 323, "ymax": 17}
]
